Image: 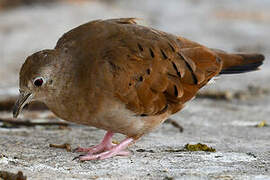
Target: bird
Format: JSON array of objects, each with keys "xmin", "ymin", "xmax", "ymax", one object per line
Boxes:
[{"xmin": 13, "ymin": 18, "xmax": 265, "ymax": 161}]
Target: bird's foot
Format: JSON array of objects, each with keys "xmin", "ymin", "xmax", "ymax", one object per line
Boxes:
[
  {"xmin": 79, "ymin": 137, "xmax": 133, "ymax": 161},
  {"xmin": 73, "ymin": 131, "xmax": 134, "ymax": 160},
  {"xmin": 74, "ymin": 131, "xmax": 114, "ymax": 154}
]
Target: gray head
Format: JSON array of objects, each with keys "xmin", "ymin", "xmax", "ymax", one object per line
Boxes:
[{"xmin": 13, "ymin": 49, "xmax": 58, "ymax": 118}]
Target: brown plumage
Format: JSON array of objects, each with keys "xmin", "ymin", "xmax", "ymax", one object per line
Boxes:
[{"xmin": 13, "ymin": 18, "xmax": 265, "ymax": 160}]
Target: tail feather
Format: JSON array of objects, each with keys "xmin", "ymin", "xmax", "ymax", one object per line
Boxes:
[{"xmin": 212, "ymin": 49, "xmax": 265, "ymax": 75}]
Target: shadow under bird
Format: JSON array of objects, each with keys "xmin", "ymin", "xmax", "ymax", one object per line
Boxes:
[{"xmin": 13, "ymin": 18, "xmax": 265, "ymax": 160}]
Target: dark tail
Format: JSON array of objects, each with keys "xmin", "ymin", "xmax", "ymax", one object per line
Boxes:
[{"xmin": 212, "ymin": 49, "xmax": 265, "ymax": 74}]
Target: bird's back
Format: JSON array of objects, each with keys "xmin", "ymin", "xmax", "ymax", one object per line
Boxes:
[{"xmin": 54, "ymin": 18, "xmax": 222, "ymax": 118}]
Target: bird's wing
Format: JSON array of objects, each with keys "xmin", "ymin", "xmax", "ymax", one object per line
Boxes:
[
  {"xmin": 95, "ymin": 18, "xmax": 222, "ymax": 116},
  {"xmin": 55, "ymin": 18, "xmax": 222, "ymax": 116}
]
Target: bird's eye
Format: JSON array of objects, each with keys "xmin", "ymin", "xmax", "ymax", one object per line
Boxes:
[{"xmin": 33, "ymin": 77, "xmax": 44, "ymax": 87}]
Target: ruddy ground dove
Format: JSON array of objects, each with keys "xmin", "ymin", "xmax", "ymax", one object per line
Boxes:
[{"xmin": 13, "ymin": 18, "xmax": 264, "ymax": 160}]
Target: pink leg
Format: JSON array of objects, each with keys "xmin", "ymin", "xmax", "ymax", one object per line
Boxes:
[
  {"xmin": 79, "ymin": 138, "xmax": 134, "ymax": 161},
  {"xmin": 75, "ymin": 131, "xmax": 114, "ymax": 154}
]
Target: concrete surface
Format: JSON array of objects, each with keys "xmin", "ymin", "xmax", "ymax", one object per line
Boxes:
[{"xmin": 0, "ymin": 0, "xmax": 269, "ymax": 179}]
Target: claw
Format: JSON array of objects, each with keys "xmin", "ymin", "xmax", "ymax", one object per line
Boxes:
[
  {"xmin": 72, "ymin": 154, "xmax": 84, "ymax": 161},
  {"xmin": 72, "ymin": 147, "xmax": 80, "ymax": 153}
]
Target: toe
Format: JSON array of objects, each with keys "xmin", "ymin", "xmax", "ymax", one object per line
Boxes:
[
  {"xmin": 117, "ymin": 150, "xmax": 131, "ymax": 156},
  {"xmin": 72, "ymin": 154, "xmax": 84, "ymax": 161}
]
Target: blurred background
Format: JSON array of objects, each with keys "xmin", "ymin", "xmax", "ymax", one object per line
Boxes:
[{"xmin": 0, "ymin": 0, "xmax": 269, "ymax": 179}]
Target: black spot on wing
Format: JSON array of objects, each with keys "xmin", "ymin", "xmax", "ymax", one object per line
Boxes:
[
  {"xmin": 137, "ymin": 43, "xmax": 144, "ymax": 52},
  {"xmin": 177, "ymin": 52, "xmax": 198, "ymax": 84},
  {"xmin": 149, "ymin": 48, "xmax": 155, "ymax": 58},
  {"xmin": 171, "ymin": 61, "xmax": 181, "ymax": 77},
  {"xmin": 160, "ymin": 49, "xmax": 168, "ymax": 59}
]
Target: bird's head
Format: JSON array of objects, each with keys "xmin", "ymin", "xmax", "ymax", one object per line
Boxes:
[{"xmin": 13, "ymin": 49, "xmax": 58, "ymax": 118}]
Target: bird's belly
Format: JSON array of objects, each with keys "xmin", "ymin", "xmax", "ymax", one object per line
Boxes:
[
  {"xmin": 48, "ymin": 97, "xmax": 146, "ymax": 137},
  {"xmin": 83, "ymin": 106, "xmax": 170, "ymax": 138},
  {"xmin": 47, "ymin": 95, "xmax": 170, "ymax": 137},
  {"xmin": 85, "ymin": 106, "xmax": 146, "ymax": 137}
]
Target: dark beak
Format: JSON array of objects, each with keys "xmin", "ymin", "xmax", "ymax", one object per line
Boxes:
[{"xmin": 13, "ymin": 92, "xmax": 32, "ymax": 118}]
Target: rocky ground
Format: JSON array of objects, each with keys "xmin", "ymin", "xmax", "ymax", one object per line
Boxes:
[{"xmin": 0, "ymin": 0, "xmax": 269, "ymax": 179}]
